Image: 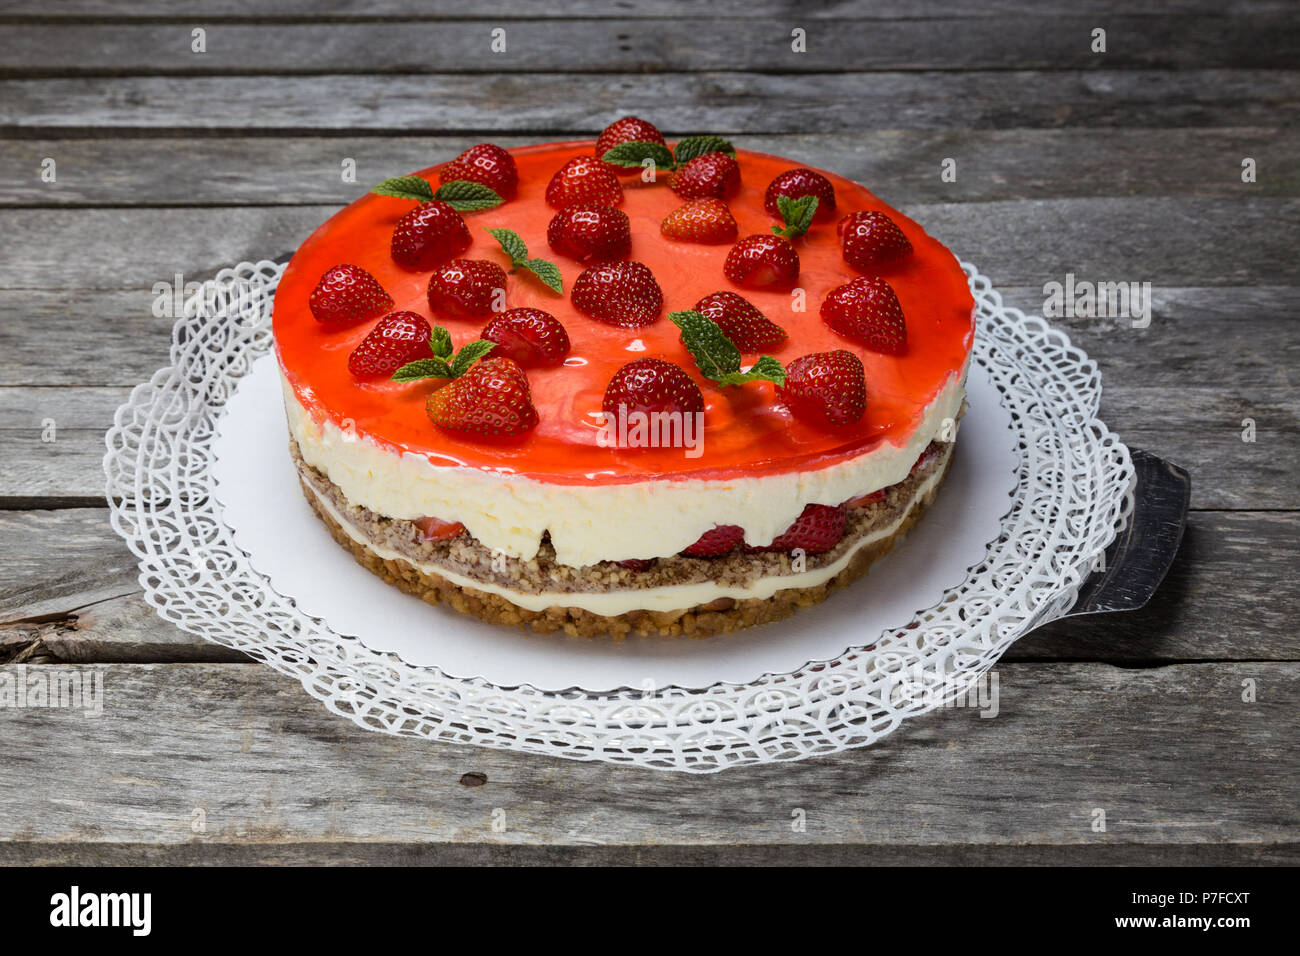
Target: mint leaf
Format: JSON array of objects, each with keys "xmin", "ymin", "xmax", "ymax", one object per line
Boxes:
[
  {"xmin": 673, "ymin": 135, "xmax": 736, "ymax": 166},
  {"xmin": 372, "ymin": 176, "xmax": 435, "ymax": 201},
  {"xmin": 392, "ymin": 357, "xmax": 453, "ymax": 382},
  {"xmin": 670, "ymin": 309, "xmax": 741, "ymax": 380},
  {"xmin": 772, "ymin": 194, "xmax": 819, "ymax": 239},
  {"xmin": 485, "ymin": 228, "xmax": 563, "ymax": 294},
  {"xmin": 430, "ymin": 325, "xmax": 453, "ymax": 360},
  {"xmin": 392, "ymin": 335, "xmax": 495, "ymax": 382},
  {"xmin": 485, "ymin": 227, "xmax": 529, "ymax": 264},
  {"xmin": 449, "ymin": 339, "xmax": 495, "ymax": 378},
  {"xmin": 433, "ymin": 180, "xmax": 503, "ymax": 211},
  {"xmin": 671, "ymin": 310, "xmax": 786, "ymax": 388},
  {"xmin": 717, "ymin": 355, "xmax": 786, "ymax": 388},
  {"xmin": 520, "ymin": 257, "xmax": 563, "ymax": 294},
  {"xmin": 602, "ymin": 140, "xmax": 675, "ymax": 170}
]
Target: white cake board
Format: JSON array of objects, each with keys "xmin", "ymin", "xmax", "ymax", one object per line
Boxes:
[{"xmin": 212, "ymin": 354, "xmax": 1018, "ymax": 693}]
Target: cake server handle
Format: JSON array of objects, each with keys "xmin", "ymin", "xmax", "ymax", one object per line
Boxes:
[{"xmin": 1061, "ymin": 449, "xmax": 1190, "ymax": 618}]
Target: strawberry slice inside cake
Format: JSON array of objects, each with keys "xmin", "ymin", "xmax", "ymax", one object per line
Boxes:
[{"xmin": 272, "ymin": 118, "xmax": 975, "ymax": 638}]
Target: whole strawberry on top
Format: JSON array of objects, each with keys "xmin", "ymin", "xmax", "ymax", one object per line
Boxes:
[
  {"xmin": 838, "ymin": 210, "xmax": 913, "ymax": 272},
  {"xmin": 668, "ymin": 152, "xmax": 740, "ymax": 200},
  {"xmin": 764, "ymin": 168, "xmax": 836, "ymax": 221},
  {"xmin": 692, "ymin": 291, "xmax": 786, "ymax": 351},
  {"xmin": 391, "ymin": 201, "xmax": 472, "ymax": 271},
  {"xmin": 660, "ymin": 198, "xmax": 738, "ymax": 244},
  {"xmin": 546, "ymin": 156, "xmax": 624, "ymax": 209},
  {"xmin": 603, "ymin": 358, "xmax": 704, "ymax": 416},
  {"xmin": 348, "ymin": 311, "xmax": 432, "ymax": 380},
  {"xmin": 426, "ymin": 259, "xmax": 508, "ymax": 318},
  {"xmin": 426, "ymin": 356, "xmax": 539, "ymax": 438},
  {"xmin": 440, "ymin": 143, "xmax": 518, "ymax": 199},
  {"xmin": 547, "ymin": 204, "xmax": 631, "ymax": 263},
  {"xmin": 309, "ymin": 264, "xmax": 393, "ymax": 325},
  {"xmin": 595, "ymin": 116, "xmax": 666, "ymax": 174},
  {"xmin": 481, "ymin": 308, "xmax": 571, "ymax": 368},
  {"xmin": 821, "ymin": 276, "xmax": 908, "ymax": 355},
  {"xmin": 724, "ymin": 194, "xmax": 819, "ymax": 288},
  {"xmin": 572, "ymin": 261, "xmax": 664, "ymax": 328},
  {"xmin": 777, "ymin": 350, "xmax": 868, "ymax": 427}
]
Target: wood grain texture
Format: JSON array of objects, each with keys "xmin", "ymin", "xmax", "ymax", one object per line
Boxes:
[
  {"xmin": 1, "ymin": 510, "xmax": 1295, "ymax": 663},
  {"xmin": 4, "ymin": 71, "xmax": 1298, "ymax": 135},
  {"xmin": 3, "ymin": 199, "xmax": 1296, "ymax": 291},
  {"xmin": 4, "ymin": 129, "xmax": 1296, "ymax": 207},
  {"xmin": 2, "ymin": 17, "xmax": 1296, "ymax": 75},
  {"xmin": 0, "ymin": 1, "xmax": 1285, "ymax": 20},
  {"xmin": 0, "ymin": 661, "xmax": 1293, "ymax": 864}
]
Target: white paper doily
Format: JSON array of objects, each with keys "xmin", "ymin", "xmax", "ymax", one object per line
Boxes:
[{"xmin": 105, "ymin": 259, "xmax": 1133, "ymax": 773}]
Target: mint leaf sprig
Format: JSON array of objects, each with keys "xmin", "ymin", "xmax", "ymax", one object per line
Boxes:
[
  {"xmin": 771, "ymin": 194, "xmax": 819, "ymax": 240},
  {"xmin": 601, "ymin": 134, "xmax": 737, "ymax": 172},
  {"xmin": 485, "ymin": 227, "xmax": 563, "ymax": 294},
  {"xmin": 670, "ymin": 310, "xmax": 786, "ymax": 388},
  {"xmin": 392, "ymin": 326, "xmax": 495, "ymax": 382},
  {"xmin": 371, "ymin": 176, "xmax": 504, "ymax": 212}
]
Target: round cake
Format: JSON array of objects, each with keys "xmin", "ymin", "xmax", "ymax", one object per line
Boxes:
[{"xmin": 272, "ymin": 119, "xmax": 975, "ymax": 638}]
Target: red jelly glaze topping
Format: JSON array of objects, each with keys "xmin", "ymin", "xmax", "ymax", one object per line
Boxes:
[{"xmin": 273, "ymin": 142, "xmax": 974, "ymax": 485}]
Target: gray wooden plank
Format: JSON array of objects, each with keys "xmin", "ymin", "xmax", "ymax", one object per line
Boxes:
[
  {"xmin": 2, "ymin": 199, "xmax": 1296, "ymax": 292},
  {"xmin": 3, "ymin": 71, "xmax": 1298, "ymax": 134},
  {"xmin": 0, "ymin": 1, "xmax": 1286, "ymax": 19},
  {"xmin": 2, "ymin": 17, "xmax": 1295, "ymax": 74},
  {"xmin": 1, "ymin": 509, "xmax": 1296, "ymax": 662},
  {"xmin": 5, "ymin": 129, "xmax": 1297, "ymax": 207},
  {"xmin": 0, "ymin": 661, "xmax": 1293, "ymax": 863}
]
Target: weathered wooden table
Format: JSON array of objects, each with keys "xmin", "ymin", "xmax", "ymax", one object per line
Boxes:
[{"xmin": 1, "ymin": 3, "xmax": 1296, "ymax": 865}]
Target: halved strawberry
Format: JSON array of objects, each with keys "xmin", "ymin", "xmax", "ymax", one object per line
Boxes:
[
  {"xmin": 572, "ymin": 260, "xmax": 664, "ymax": 327},
  {"xmin": 820, "ymin": 276, "xmax": 907, "ymax": 355},
  {"xmin": 391, "ymin": 200, "xmax": 472, "ymax": 271},
  {"xmin": 439, "ymin": 143, "xmax": 518, "ymax": 199},
  {"xmin": 692, "ymin": 290, "xmax": 787, "ymax": 351},
  {"xmin": 660, "ymin": 198, "xmax": 738, "ymax": 244},
  {"xmin": 595, "ymin": 116, "xmax": 666, "ymax": 174},
  {"xmin": 845, "ymin": 489, "xmax": 886, "ymax": 509},
  {"xmin": 668, "ymin": 152, "xmax": 740, "ymax": 199},
  {"xmin": 682, "ymin": 524, "xmax": 745, "ymax": 557},
  {"xmin": 309, "ymin": 264, "xmax": 394, "ymax": 325},
  {"xmin": 545, "ymin": 156, "xmax": 624, "ymax": 209},
  {"xmin": 778, "ymin": 350, "xmax": 867, "ymax": 427},
  {"xmin": 426, "ymin": 356, "xmax": 538, "ymax": 437},
  {"xmin": 602, "ymin": 357, "xmax": 704, "ymax": 416},
  {"xmin": 838, "ymin": 210, "xmax": 912, "ymax": 272},
  {"xmin": 764, "ymin": 168, "xmax": 836, "ymax": 221},
  {"xmin": 426, "ymin": 259, "xmax": 507, "ymax": 318},
  {"xmin": 415, "ymin": 515, "xmax": 466, "ymax": 541},
  {"xmin": 347, "ymin": 311, "xmax": 433, "ymax": 379},
  {"xmin": 910, "ymin": 441, "xmax": 942, "ymax": 473},
  {"xmin": 481, "ymin": 308, "xmax": 571, "ymax": 368},
  {"xmin": 616, "ymin": 558, "xmax": 654, "ymax": 571},
  {"xmin": 547, "ymin": 204, "xmax": 631, "ymax": 263},
  {"xmin": 723, "ymin": 234, "xmax": 799, "ymax": 288},
  {"xmin": 754, "ymin": 503, "xmax": 847, "ymax": 555}
]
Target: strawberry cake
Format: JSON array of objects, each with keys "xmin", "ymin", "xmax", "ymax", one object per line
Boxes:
[{"xmin": 272, "ymin": 118, "xmax": 975, "ymax": 638}]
